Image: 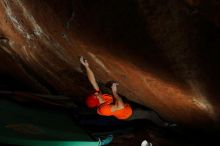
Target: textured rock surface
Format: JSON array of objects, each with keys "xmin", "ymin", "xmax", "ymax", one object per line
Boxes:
[{"xmin": 0, "ymin": 0, "xmax": 220, "ymax": 129}]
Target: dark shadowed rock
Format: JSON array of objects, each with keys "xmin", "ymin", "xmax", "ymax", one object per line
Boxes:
[{"xmin": 0, "ymin": 0, "xmax": 220, "ymax": 130}]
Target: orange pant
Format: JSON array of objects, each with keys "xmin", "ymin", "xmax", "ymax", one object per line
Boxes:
[{"xmin": 97, "ymin": 103, "xmax": 133, "ymax": 120}]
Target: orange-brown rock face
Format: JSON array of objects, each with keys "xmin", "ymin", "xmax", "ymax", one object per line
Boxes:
[{"xmin": 0, "ymin": 0, "xmax": 220, "ymax": 129}]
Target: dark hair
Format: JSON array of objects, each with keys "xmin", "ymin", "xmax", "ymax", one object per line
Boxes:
[{"xmin": 105, "ymin": 80, "xmax": 118, "ymax": 88}]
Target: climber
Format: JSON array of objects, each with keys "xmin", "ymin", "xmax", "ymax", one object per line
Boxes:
[{"xmin": 80, "ymin": 56, "xmax": 176, "ymax": 127}]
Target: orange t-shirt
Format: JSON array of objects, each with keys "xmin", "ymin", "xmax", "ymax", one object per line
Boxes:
[
  {"xmin": 86, "ymin": 91, "xmax": 113, "ymax": 108},
  {"xmin": 97, "ymin": 103, "xmax": 133, "ymax": 120}
]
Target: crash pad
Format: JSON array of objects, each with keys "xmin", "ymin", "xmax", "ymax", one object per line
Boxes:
[{"xmin": 0, "ymin": 98, "xmax": 99, "ymax": 146}]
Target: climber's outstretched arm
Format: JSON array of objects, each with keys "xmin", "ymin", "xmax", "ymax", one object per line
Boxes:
[
  {"xmin": 111, "ymin": 83, "xmax": 125, "ymax": 108},
  {"xmin": 80, "ymin": 56, "xmax": 100, "ymax": 91}
]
